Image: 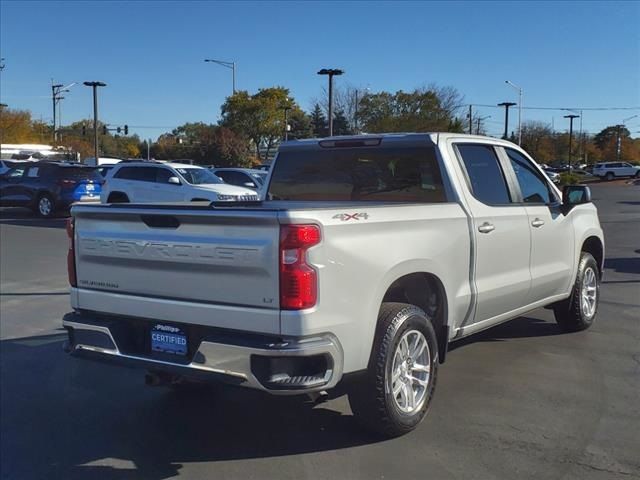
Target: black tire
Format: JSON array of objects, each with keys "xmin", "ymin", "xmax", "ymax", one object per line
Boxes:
[
  {"xmin": 605, "ymin": 172, "xmax": 614, "ymax": 181},
  {"xmin": 635, "ymin": 171, "xmax": 640, "ymax": 178},
  {"xmin": 35, "ymin": 193, "xmax": 56, "ymax": 218},
  {"xmin": 348, "ymin": 302, "xmax": 438, "ymax": 438},
  {"xmin": 554, "ymin": 252, "xmax": 600, "ymax": 332},
  {"xmin": 107, "ymin": 192, "xmax": 129, "ymax": 203}
]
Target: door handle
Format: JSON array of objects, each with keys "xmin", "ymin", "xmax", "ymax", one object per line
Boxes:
[
  {"xmin": 478, "ymin": 222, "xmax": 495, "ymax": 234},
  {"xmin": 531, "ymin": 218, "xmax": 545, "ymax": 228}
]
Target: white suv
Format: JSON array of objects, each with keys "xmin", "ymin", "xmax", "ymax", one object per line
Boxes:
[
  {"xmin": 101, "ymin": 162, "xmax": 258, "ymax": 203},
  {"xmin": 593, "ymin": 162, "xmax": 640, "ymax": 180}
]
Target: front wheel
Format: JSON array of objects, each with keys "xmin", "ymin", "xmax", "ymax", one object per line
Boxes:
[
  {"xmin": 554, "ymin": 252, "xmax": 600, "ymax": 332},
  {"xmin": 605, "ymin": 172, "xmax": 614, "ymax": 181},
  {"xmin": 348, "ymin": 303, "xmax": 438, "ymax": 437}
]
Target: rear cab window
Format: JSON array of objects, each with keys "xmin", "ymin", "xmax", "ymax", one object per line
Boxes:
[
  {"xmin": 455, "ymin": 144, "xmax": 512, "ymax": 205},
  {"xmin": 268, "ymin": 145, "xmax": 447, "ymax": 203}
]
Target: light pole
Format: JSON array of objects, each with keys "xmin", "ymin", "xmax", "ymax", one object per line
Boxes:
[
  {"xmin": 204, "ymin": 59, "xmax": 236, "ymax": 94},
  {"xmin": 317, "ymin": 68, "xmax": 344, "ymax": 137},
  {"xmin": 505, "ymin": 80, "xmax": 523, "ymax": 145},
  {"xmin": 618, "ymin": 114, "xmax": 638, "ymax": 161},
  {"xmin": 83, "ymin": 81, "xmax": 107, "ymax": 163},
  {"xmin": 564, "ymin": 114, "xmax": 579, "ymax": 168},
  {"xmin": 280, "ymin": 100, "xmax": 292, "ymax": 142},
  {"xmin": 498, "ymin": 102, "xmax": 516, "ymax": 140}
]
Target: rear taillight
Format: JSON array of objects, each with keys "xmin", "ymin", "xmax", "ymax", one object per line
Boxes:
[
  {"xmin": 66, "ymin": 217, "xmax": 77, "ymax": 287},
  {"xmin": 58, "ymin": 179, "xmax": 77, "ymax": 186},
  {"xmin": 279, "ymin": 224, "xmax": 321, "ymax": 310}
]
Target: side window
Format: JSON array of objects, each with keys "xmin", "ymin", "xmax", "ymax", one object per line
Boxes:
[
  {"xmin": 27, "ymin": 167, "xmax": 40, "ymax": 178},
  {"xmin": 115, "ymin": 166, "xmax": 155, "ymax": 182},
  {"xmin": 504, "ymin": 148, "xmax": 554, "ymax": 204},
  {"xmin": 155, "ymin": 168, "xmax": 173, "ymax": 183},
  {"xmin": 456, "ymin": 144, "xmax": 511, "ymax": 205},
  {"xmin": 114, "ymin": 167, "xmax": 135, "ymax": 180},
  {"xmin": 6, "ymin": 168, "xmax": 26, "ymax": 178}
]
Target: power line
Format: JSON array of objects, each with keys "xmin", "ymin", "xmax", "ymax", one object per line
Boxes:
[{"xmin": 467, "ymin": 103, "xmax": 640, "ymax": 111}]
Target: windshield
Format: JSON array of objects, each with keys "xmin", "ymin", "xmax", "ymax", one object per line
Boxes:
[
  {"xmin": 250, "ymin": 172, "xmax": 268, "ymax": 185},
  {"xmin": 175, "ymin": 167, "xmax": 223, "ymax": 185}
]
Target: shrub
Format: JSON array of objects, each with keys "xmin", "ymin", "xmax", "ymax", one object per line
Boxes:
[{"xmin": 559, "ymin": 172, "xmax": 582, "ymax": 185}]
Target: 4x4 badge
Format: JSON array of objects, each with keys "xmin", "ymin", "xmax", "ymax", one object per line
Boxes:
[{"xmin": 332, "ymin": 213, "xmax": 369, "ymax": 221}]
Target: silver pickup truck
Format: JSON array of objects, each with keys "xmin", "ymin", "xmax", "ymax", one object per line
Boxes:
[{"xmin": 63, "ymin": 133, "xmax": 604, "ymax": 437}]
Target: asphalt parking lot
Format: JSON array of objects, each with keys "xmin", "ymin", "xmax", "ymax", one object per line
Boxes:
[{"xmin": 1, "ymin": 183, "xmax": 638, "ymax": 480}]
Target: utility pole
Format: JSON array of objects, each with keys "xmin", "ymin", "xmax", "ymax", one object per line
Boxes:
[
  {"xmin": 83, "ymin": 81, "xmax": 107, "ymax": 163},
  {"xmin": 498, "ymin": 102, "xmax": 516, "ymax": 140},
  {"xmin": 468, "ymin": 105, "xmax": 473, "ymax": 134},
  {"xmin": 564, "ymin": 114, "xmax": 579, "ymax": 168},
  {"xmin": 204, "ymin": 59, "xmax": 236, "ymax": 95},
  {"xmin": 619, "ymin": 115, "xmax": 639, "ymax": 161},
  {"xmin": 354, "ymin": 89, "xmax": 358, "ymax": 134},
  {"xmin": 476, "ymin": 115, "xmax": 491, "ymax": 135},
  {"xmin": 0, "ymin": 103, "xmax": 7, "ymax": 146},
  {"xmin": 51, "ymin": 83, "xmax": 62, "ymax": 143}
]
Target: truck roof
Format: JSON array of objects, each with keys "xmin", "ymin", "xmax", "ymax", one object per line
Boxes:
[{"xmin": 278, "ymin": 133, "xmax": 517, "ymax": 151}]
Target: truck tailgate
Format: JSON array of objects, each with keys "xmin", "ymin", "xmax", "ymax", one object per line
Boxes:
[{"xmin": 72, "ymin": 205, "xmax": 281, "ymax": 332}]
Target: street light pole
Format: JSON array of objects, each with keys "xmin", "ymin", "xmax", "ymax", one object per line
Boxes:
[
  {"xmin": 317, "ymin": 68, "xmax": 344, "ymax": 137},
  {"xmin": 476, "ymin": 115, "xmax": 491, "ymax": 135},
  {"xmin": 498, "ymin": 102, "xmax": 516, "ymax": 140},
  {"xmin": 281, "ymin": 103, "xmax": 291, "ymax": 142},
  {"xmin": 83, "ymin": 81, "xmax": 107, "ymax": 163},
  {"xmin": 564, "ymin": 114, "xmax": 579, "ymax": 168},
  {"xmin": 505, "ymin": 80, "xmax": 523, "ymax": 145},
  {"xmin": 204, "ymin": 59, "xmax": 236, "ymax": 95}
]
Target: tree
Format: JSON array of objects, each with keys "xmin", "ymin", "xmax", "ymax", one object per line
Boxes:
[
  {"xmin": 310, "ymin": 103, "xmax": 328, "ymax": 137},
  {"xmin": 0, "ymin": 109, "xmax": 52, "ymax": 143},
  {"xmin": 357, "ymin": 86, "xmax": 464, "ymax": 133},
  {"xmin": 332, "ymin": 109, "xmax": 352, "ymax": 136},
  {"xmin": 220, "ymin": 87, "xmax": 306, "ymax": 161},
  {"xmin": 287, "ymin": 109, "xmax": 313, "ymax": 140}
]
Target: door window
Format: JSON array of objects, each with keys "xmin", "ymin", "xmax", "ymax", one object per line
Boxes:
[
  {"xmin": 27, "ymin": 167, "xmax": 40, "ymax": 178},
  {"xmin": 456, "ymin": 144, "xmax": 511, "ymax": 205},
  {"xmin": 504, "ymin": 148, "xmax": 555, "ymax": 204},
  {"xmin": 155, "ymin": 168, "xmax": 173, "ymax": 183},
  {"xmin": 114, "ymin": 166, "xmax": 156, "ymax": 182}
]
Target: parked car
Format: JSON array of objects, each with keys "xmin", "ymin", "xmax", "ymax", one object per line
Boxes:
[
  {"xmin": 592, "ymin": 162, "xmax": 640, "ymax": 181},
  {"xmin": 100, "ymin": 162, "xmax": 259, "ymax": 203},
  {"xmin": 63, "ymin": 134, "xmax": 605, "ymax": 437},
  {"xmin": 539, "ymin": 165, "xmax": 560, "ymax": 183},
  {"xmin": 97, "ymin": 165, "xmax": 116, "ymax": 177},
  {"xmin": 210, "ymin": 168, "xmax": 268, "ymax": 190},
  {"xmin": 0, "ymin": 161, "xmax": 102, "ymax": 217},
  {"xmin": 83, "ymin": 157, "xmax": 123, "ymax": 167}
]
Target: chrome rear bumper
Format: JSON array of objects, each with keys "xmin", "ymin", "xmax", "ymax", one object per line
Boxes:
[{"xmin": 63, "ymin": 312, "xmax": 343, "ymax": 394}]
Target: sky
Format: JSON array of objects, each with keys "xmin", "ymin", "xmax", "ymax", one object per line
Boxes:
[{"xmin": 1, "ymin": 0, "xmax": 639, "ymax": 141}]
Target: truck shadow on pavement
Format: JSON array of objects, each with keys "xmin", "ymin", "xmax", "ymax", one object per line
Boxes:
[
  {"xmin": 0, "ymin": 333, "xmax": 376, "ymax": 480},
  {"xmin": 1, "ymin": 315, "xmax": 564, "ymax": 480},
  {"xmin": 604, "ymin": 257, "xmax": 640, "ymax": 275}
]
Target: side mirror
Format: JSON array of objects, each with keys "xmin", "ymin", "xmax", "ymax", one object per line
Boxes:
[
  {"xmin": 562, "ymin": 185, "xmax": 591, "ymax": 211},
  {"xmin": 168, "ymin": 176, "xmax": 181, "ymax": 185}
]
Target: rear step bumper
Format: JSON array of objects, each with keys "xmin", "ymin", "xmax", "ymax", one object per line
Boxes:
[{"xmin": 63, "ymin": 311, "xmax": 343, "ymax": 394}]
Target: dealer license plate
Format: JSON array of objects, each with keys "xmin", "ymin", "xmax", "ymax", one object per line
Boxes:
[{"xmin": 151, "ymin": 324, "xmax": 187, "ymax": 355}]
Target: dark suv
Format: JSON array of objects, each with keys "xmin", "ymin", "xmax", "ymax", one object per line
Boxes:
[{"xmin": 0, "ymin": 162, "xmax": 102, "ymax": 217}]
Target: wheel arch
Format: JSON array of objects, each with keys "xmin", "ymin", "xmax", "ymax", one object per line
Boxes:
[
  {"xmin": 581, "ymin": 235, "xmax": 604, "ymax": 278},
  {"xmin": 378, "ymin": 272, "xmax": 450, "ymax": 364}
]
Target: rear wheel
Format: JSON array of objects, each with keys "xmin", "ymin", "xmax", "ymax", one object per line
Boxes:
[
  {"xmin": 107, "ymin": 192, "xmax": 129, "ymax": 203},
  {"xmin": 554, "ymin": 252, "xmax": 599, "ymax": 332},
  {"xmin": 605, "ymin": 172, "xmax": 614, "ymax": 181},
  {"xmin": 36, "ymin": 193, "xmax": 56, "ymax": 218},
  {"xmin": 348, "ymin": 303, "xmax": 438, "ymax": 438}
]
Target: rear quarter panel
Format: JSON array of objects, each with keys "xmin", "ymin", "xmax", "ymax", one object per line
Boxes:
[{"xmin": 279, "ymin": 203, "xmax": 471, "ymax": 373}]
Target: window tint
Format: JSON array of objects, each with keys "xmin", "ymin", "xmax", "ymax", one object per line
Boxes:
[
  {"xmin": 456, "ymin": 144, "xmax": 511, "ymax": 204},
  {"xmin": 114, "ymin": 166, "xmax": 156, "ymax": 182},
  {"xmin": 218, "ymin": 171, "xmax": 253, "ymax": 186},
  {"xmin": 55, "ymin": 167, "xmax": 101, "ymax": 181},
  {"xmin": 27, "ymin": 167, "xmax": 40, "ymax": 178},
  {"xmin": 6, "ymin": 167, "xmax": 26, "ymax": 178},
  {"xmin": 155, "ymin": 168, "xmax": 173, "ymax": 183},
  {"xmin": 505, "ymin": 148, "xmax": 553, "ymax": 204},
  {"xmin": 269, "ymin": 146, "xmax": 446, "ymax": 203}
]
